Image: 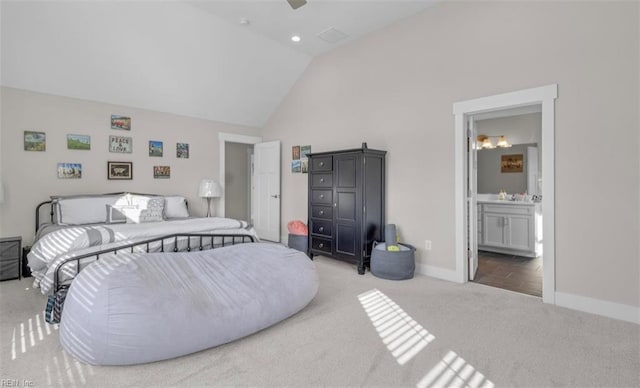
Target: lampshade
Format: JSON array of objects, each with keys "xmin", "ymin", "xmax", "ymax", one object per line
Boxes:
[
  {"xmin": 495, "ymin": 135, "xmax": 512, "ymax": 148},
  {"xmin": 481, "ymin": 138, "xmax": 495, "ymax": 149},
  {"xmin": 477, "ymin": 134, "xmax": 511, "ymax": 149},
  {"xmin": 198, "ymin": 179, "xmax": 221, "ymax": 198}
]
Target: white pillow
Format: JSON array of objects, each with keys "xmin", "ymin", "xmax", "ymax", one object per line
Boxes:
[
  {"xmin": 164, "ymin": 196, "xmax": 189, "ymax": 219},
  {"xmin": 106, "ymin": 204, "xmax": 128, "ymax": 224},
  {"xmin": 55, "ymin": 196, "xmax": 120, "ymax": 225},
  {"xmin": 122, "ymin": 197, "xmax": 165, "ymax": 224}
]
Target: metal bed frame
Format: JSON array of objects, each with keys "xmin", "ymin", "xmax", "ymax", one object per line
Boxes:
[
  {"xmin": 52, "ymin": 233, "xmax": 255, "ymax": 295},
  {"xmin": 45, "ymin": 232, "xmax": 255, "ymax": 324}
]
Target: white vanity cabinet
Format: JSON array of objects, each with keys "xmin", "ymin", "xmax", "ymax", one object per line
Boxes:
[{"xmin": 478, "ymin": 201, "xmax": 542, "ymax": 257}]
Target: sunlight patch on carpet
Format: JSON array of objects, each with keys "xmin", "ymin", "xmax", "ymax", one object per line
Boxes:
[
  {"xmin": 416, "ymin": 351, "xmax": 494, "ymax": 388},
  {"xmin": 11, "ymin": 313, "xmax": 58, "ymax": 360},
  {"xmin": 358, "ymin": 289, "xmax": 435, "ymax": 365}
]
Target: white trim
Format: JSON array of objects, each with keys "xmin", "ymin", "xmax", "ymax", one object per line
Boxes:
[
  {"xmin": 452, "ymin": 84, "xmax": 558, "ymax": 304},
  {"xmin": 218, "ymin": 133, "xmax": 262, "ymax": 218},
  {"xmin": 415, "ymin": 263, "xmax": 460, "ymax": 283},
  {"xmin": 555, "ymin": 292, "xmax": 640, "ymax": 324}
]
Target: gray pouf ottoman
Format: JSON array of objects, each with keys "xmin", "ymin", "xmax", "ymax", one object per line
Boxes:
[
  {"xmin": 288, "ymin": 233, "xmax": 308, "ymax": 253},
  {"xmin": 370, "ymin": 242, "xmax": 416, "ymax": 280}
]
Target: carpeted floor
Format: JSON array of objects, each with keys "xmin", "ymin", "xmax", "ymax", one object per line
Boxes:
[{"xmin": 1, "ymin": 256, "xmax": 638, "ymax": 387}]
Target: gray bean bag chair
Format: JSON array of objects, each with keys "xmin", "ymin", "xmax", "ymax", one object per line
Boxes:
[{"xmin": 59, "ymin": 243, "xmax": 318, "ymax": 365}]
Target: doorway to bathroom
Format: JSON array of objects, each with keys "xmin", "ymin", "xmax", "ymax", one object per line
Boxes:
[
  {"xmin": 471, "ymin": 108, "xmax": 543, "ymax": 297},
  {"xmin": 453, "ymin": 84, "xmax": 557, "ymax": 304}
]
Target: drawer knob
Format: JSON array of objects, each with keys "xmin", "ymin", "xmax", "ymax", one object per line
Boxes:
[
  {"xmin": 320, "ymin": 194, "xmax": 324, "ymax": 199},
  {"xmin": 319, "ymin": 162, "xmax": 324, "ymax": 167},
  {"xmin": 319, "ymin": 243, "xmax": 324, "ymax": 248},
  {"xmin": 319, "ymin": 210, "xmax": 324, "ymax": 215},
  {"xmin": 320, "ymin": 178, "xmax": 324, "ymax": 183},
  {"xmin": 319, "ymin": 227, "xmax": 324, "ymax": 232}
]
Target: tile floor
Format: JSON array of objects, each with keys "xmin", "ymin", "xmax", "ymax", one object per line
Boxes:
[{"xmin": 473, "ymin": 251, "xmax": 542, "ymax": 297}]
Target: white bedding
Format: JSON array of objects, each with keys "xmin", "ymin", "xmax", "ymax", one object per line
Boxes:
[{"xmin": 28, "ymin": 217, "xmax": 257, "ymax": 293}]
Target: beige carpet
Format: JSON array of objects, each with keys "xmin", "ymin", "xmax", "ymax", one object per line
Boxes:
[{"xmin": 1, "ymin": 256, "xmax": 638, "ymax": 387}]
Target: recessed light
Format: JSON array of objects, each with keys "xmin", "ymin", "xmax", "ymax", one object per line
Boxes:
[
  {"xmin": 239, "ymin": 18, "xmax": 250, "ymax": 26},
  {"xmin": 291, "ymin": 35, "xmax": 301, "ymax": 43}
]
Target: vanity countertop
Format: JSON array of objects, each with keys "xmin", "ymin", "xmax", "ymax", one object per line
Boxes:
[{"xmin": 477, "ymin": 199, "xmax": 540, "ymax": 206}]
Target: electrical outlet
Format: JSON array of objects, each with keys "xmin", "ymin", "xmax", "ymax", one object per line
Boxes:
[{"xmin": 425, "ymin": 240, "xmax": 432, "ymax": 250}]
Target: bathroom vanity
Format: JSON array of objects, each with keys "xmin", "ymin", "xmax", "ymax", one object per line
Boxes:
[{"xmin": 477, "ymin": 199, "xmax": 542, "ymax": 258}]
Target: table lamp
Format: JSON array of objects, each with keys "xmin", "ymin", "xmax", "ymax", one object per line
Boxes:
[{"xmin": 198, "ymin": 179, "xmax": 221, "ymax": 217}]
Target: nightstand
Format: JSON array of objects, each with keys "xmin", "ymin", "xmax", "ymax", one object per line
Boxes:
[{"xmin": 0, "ymin": 236, "xmax": 22, "ymax": 281}]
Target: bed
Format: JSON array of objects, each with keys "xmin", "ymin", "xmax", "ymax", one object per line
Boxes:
[
  {"xmin": 29, "ymin": 192, "xmax": 258, "ymax": 294},
  {"xmin": 31, "ymin": 194, "xmax": 317, "ymax": 366}
]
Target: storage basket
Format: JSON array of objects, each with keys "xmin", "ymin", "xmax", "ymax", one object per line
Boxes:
[
  {"xmin": 370, "ymin": 242, "xmax": 416, "ymax": 280},
  {"xmin": 288, "ymin": 233, "xmax": 308, "ymax": 253}
]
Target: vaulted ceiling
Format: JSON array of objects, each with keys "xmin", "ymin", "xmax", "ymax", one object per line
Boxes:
[{"xmin": 1, "ymin": 1, "xmax": 438, "ymax": 128}]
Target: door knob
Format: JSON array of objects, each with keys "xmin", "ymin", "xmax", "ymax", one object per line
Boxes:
[{"xmin": 271, "ymin": 194, "xmax": 279, "ymax": 198}]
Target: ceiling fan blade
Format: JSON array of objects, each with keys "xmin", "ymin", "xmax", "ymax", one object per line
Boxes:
[{"xmin": 287, "ymin": 0, "xmax": 307, "ymax": 10}]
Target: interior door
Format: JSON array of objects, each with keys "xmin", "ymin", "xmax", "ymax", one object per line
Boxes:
[
  {"xmin": 253, "ymin": 141, "xmax": 281, "ymax": 242},
  {"xmin": 467, "ymin": 116, "xmax": 478, "ymax": 280}
]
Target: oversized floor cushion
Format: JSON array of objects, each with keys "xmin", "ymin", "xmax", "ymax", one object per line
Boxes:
[{"xmin": 59, "ymin": 243, "xmax": 318, "ymax": 365}]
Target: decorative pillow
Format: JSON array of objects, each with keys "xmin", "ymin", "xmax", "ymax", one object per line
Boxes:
[
  {"xmin": 164, "ymin": 196, "xmax": 189, "ymax": 219},
  {"xmin": 106, "ymin": 205, "xmax": 128, "ymax": 224},
  {"xmin": 53, "ymin": 195, "xmax": 122, "ymax": 225},
  {"xmin": 124, "ymin": 197, "xmax": 165, "ymax": 224}
]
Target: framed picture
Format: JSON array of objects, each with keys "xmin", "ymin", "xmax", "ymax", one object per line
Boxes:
[
  {"xmin": 107, "ymin": 161, "xmax": 133, "ymax": 180},
  {"xmin": 67, "ymin": 134, "xmax": 91, "ymax": 150},
  {"xmin": 149, "ymin": 140, "xmax": 163, "ymax": 157},
  {"xmin": 176, "ymin": 143, "xmax": 189, "ymax": 158},
  {"xmin": 109, "ymin": 135, "xmax": 132, "ymax": 153},
  {"xmin": 501, "ymin": 154, "xmax": 524, "ymax": 173},
  {"xmin": 111, "ymin": 115, "xmax": 131, "ymax": 130},
  {"xmin": 292, "ymin": 145, "xmax": 301, "ymax": 160},
  {"xmin": 57, "ymin": 163, "xmax": 82, "ymax": 179},
  {"xmin": 24, "ymin": 131, "xmax": 46, "ymax": 151},
  {"xmin": 301, "ymin": 159, "xmax": 309, "ymax": 174},
  {"xmin": 153, "ymin": 165, "xmax": 171, "ymax": 179},
  {"xmin": 291, "ymin": 160, "xmax": 301, "ymax": 173},
  {"xmin": 300, "ymin": 145, "xmax": 311, "ymax": 158}
]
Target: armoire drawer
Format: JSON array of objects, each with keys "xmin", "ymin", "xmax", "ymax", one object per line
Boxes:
[
  {"xmin": 311, "ymin": 157, "xmax": 332, "ymax": 172},
  {"xmin": 311, "ymin": 237, "xmax": 332, "ymax": 254},
  {"xmin": 311, "ymin": 205, "xmax": 333, "ymax": 220},
  {"xmin": 310, "ymin": 220, "xmax": 332, "ymax": 237},
  {"xmin": 311, "ymin": 190, "xmax": 332, "ymax": 204},
  {"xmin": 311, "ymin": 173, "xmax": 333, "ymax": 188}
]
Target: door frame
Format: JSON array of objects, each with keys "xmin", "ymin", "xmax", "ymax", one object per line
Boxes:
[
  {"xmin": 453, "ymin": 84, "xmax": 557, "ymax": 304},
  {"xmin": 218, "ymin": 133, "xmax": 262, "ymax": 218}
]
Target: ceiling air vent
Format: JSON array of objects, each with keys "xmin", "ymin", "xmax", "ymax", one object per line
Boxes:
[{"xmin": 316, "ymin": 27, "xmax": 349, "ymax": 44}]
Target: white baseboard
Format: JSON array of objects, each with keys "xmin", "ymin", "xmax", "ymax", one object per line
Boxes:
[
  {"xmin": 555, "ymin": 292, "xmax": 639, "ymax": 324},
  {"xmin": 415, "ymin": 263, "xmax": 461, "ymax": 283}
]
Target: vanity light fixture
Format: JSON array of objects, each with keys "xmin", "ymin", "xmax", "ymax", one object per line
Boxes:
[{"xmin": 477, "ymin": 135, "xmax": 512, "ymax": 149}]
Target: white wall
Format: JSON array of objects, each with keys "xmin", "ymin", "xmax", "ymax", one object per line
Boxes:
[
  {"xmin": 263, "ymin": 1, "xmax": 639, "ymax": 308},
  {"xmin": 0, "ymin": 1, "xmax": 310, "ymax": 128},
  {"xmin": 0, "ymin": 87, "xmax": 260, "ymax": 244},
  {"xmin": 476, "ymin": 113, "xmax": 542, "ymax": 146}
]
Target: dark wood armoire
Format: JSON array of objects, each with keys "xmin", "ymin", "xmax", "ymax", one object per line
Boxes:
[{"xmin": 307, "ymin": 143, "xmax": 386, "ymax": 274}]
